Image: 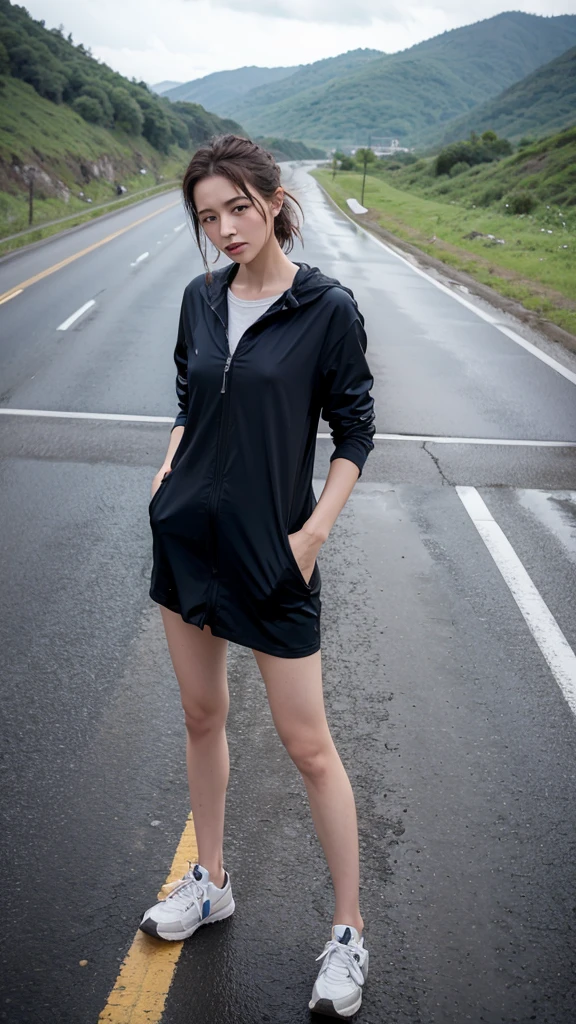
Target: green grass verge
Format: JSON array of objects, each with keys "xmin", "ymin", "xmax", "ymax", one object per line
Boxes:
[{"xmin": 311, "ymin": 167, "xmax": 576, "ymax": 336}]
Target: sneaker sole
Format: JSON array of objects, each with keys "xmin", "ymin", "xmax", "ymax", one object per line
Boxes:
[
  {"xmin": 139, "ymin": 896, "xmax": 235, "ymax": 941},
  {"xmin": 309, "ymin": 994, "xmax": 362, "ymax": 1018}
]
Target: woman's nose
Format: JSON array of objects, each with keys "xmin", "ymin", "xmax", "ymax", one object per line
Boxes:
[{"xmin": 220, "ymin": 218, "xmax": 235, "ymax": 238}]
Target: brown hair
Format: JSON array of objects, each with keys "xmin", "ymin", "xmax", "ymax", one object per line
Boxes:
[{"xmin": 182, "ymin": 133, "xmax": 304, "ymax": 284}]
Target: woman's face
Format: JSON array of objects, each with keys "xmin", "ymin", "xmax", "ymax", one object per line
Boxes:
[{"xmin": 194, "ymin": 174, "xmax": 283, "ymax": 261}]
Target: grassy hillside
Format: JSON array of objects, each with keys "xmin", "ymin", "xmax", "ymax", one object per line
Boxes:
[
  {"xmin": 424, "ymin": 46, "xmax": 576, "ymax": 146},
  {"xmin": 163, "ymin": 64, "xmax": 304, "ymax": 111},
  {"xmin": 381, "ymin": 128, "xmax": 576, "ymax": 210},
  {"xmin": 0, "ymin": 1, "xmax": 325, "ymax": 247},
  {"xmin": 310, "ymin": 128, "xmax": 576, "ymax": 335},
  {"xmin": 225, "ymin": 12, "xmax": 576, "ymax": 147},
  {"xmin": 0, "ymin": 76, "xmax": 187, "ymax": 239}
]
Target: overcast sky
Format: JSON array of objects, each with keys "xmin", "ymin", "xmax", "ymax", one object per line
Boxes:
[{"xmin": 20, "ymin": 0, "xmax": 576, "ymax": 86}]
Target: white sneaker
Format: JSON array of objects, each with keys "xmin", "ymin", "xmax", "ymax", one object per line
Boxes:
[
  {"xmin": 139, "ymin": 862, "xmax": 235, "ymax": 941},
  {"xmin": 308, "ymin": 924, "xmax": 369, "ymax": 1018}
]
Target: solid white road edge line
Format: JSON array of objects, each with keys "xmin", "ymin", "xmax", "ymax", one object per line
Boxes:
[
  {"xmin": 56, "ymin": 300, "xmax": 96, "ymax": 331},
  {"xmin": 0, "ymin": 408, "xmax": 575, "ymax": 445},
  {"xmin": 369, "ymin": 434, "xmax": 576, "ymax": 446},
  {"xmin": 324, "ymin": 185, "xmax": 576, "ymax": 388},
  {"xmin": 456, "ymin": 485, "xmax": 576, "ymax": 718}
]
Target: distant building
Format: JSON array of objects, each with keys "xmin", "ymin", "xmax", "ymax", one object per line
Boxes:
[{"xmin": 330, "ymin": 138, "xmax": 412, "ymax": 157}]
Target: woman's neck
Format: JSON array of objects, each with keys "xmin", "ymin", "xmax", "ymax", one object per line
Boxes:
[{"xmin": 229, "ymin": 244, "xmax": 299, "ymax": 300}]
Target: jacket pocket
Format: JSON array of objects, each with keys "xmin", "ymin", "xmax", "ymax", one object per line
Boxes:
[
  {"xmin": 149, "ymin": 469, "xmax": 173, "ymax": 512},
  {"xmin": 283, "ymin": 529, "xmax": 318, "ymax": 591}
]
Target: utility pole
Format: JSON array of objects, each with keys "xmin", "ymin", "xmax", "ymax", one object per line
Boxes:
[
  {"xmin": 28, "ymin": 167, "xmax": 36, "ymax": 226},
  {"xmin": 360, "ymin": 133, "xmax": 372, "ymax": 207}
]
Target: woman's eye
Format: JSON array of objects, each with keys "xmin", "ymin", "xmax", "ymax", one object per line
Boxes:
[{"xmin": 203, "ymin": 205, "xmax": 248, "ymax": 224}]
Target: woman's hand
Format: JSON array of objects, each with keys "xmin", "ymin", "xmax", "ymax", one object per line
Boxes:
[
  {"xmin": 287, "ymin": 525, "xmax": 326, "ymax": 585},
  {"xmin": 150, "ymin": 465, "xmax": 172, "ymax": 500}
]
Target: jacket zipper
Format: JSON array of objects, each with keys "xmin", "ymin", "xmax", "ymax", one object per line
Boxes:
[
  {"xmin": 204, "ymin": 301, "xmax": 239, "ymax": 623},
  {"xmin": 221, "ymin": 354, "xmax": 232, "ymax": 393},
  {"xmin": 203, "ymin": 295, "xmax": 288, "ymax": 623}
]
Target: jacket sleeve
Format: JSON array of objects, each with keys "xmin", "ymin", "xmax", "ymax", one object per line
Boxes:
[
  {"xmin": 171, "ymin": 299, "xmax": 189, "ymax": 432},
  {"xmin": 319, "ymin": 312, "xmax": 376, "ymax": 478}
]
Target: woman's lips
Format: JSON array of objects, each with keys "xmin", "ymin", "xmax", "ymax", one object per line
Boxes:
[{"xmin": 226, "ymin": 242, "xmax": 247, "ymax": 252}]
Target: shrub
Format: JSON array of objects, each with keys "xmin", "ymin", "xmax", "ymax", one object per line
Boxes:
[
  {"xmin": 449, "ymin": 161, "xmax": 470, "ymax": 177},
  {"xmin": 477, "ymin": 185, "xmax": 505, "ymax": 207},
  {"xmin": 435, "ymin": 132, "xmax": 512, "ymax": 176},
  {"xmin": 435, "ymin": 142, "xmax": 471, "ymax": 176},
  {"xmin": 71, "ymin": 95, "xmax": 106, "ymax": 124},
  {"xmin": 505, "ymin": 191, "xmax": 536, "ymax": 215}
]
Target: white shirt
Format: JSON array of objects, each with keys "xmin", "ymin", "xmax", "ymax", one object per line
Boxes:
[{"xmin": 227, "ymin": 287, "xmax": 284, "ymax": 356}]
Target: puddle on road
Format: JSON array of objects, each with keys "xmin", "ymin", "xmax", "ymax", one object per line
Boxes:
[{"xmin": 517, "ymin": 489, "xmax": 576, "ymax": 565}]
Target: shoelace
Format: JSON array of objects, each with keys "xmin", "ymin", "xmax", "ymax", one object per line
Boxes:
[
  {"xmin": 159, "ymin": 860, "xmax": 206, "ymax": 910},
  {"xmin": 315, "ymin": 938, "xmax": 365, "ymax": 987}
]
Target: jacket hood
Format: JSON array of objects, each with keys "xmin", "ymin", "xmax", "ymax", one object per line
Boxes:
[{"xmin": 201, "ymin": 260, "xmax": 359, "ymax": 312}]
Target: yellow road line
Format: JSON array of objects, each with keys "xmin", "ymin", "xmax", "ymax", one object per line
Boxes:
[
  {"xmin": 98, "ymin": 811, "xmax": 198, "ymax": 1024},
  {"xmin": 0, "ymin": 288, "xmax": 23, "ymax": 305},
  {"xmin": 0, "ymin": 200, "xmax": 181, "ymax": 305}
]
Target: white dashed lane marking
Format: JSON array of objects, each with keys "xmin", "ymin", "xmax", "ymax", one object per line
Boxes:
[{"xmin": 56, "ymin": 300, "xmax": 96, "ymax": 331}]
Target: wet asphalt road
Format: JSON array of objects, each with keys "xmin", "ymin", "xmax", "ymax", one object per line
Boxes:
[{"xmin": 1, "ymin": 163, "xmax": 576, "ymax": 1024}]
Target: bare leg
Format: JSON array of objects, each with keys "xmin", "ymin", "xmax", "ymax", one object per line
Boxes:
[
  {"xmin": 160, "ymin": 608, "xmax": 229, "ymax": 888},
  {"xmin": 252, "ymin": 647, "xmax": 364, "ymax": 934}
]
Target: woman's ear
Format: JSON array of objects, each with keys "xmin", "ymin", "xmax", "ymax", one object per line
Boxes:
[{"xmin": 272, "ymin": 187, "xmax": 285, "ymax": 216}]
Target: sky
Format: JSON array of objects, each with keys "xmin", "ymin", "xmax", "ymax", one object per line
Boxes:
[{"xmin": 19, "ymin": 0, "xmax": 576, "ymax": 86}]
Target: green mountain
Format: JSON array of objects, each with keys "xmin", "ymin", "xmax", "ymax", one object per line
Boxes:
[
  {"xmin": 163, "ymin": 64, "xmax": 304, "ymax": 111},
  {"xmin": 226, "ymin": 48, "xmax": 383, "ymax": 118},
  {"xmin": 428, "ymin": 46, "xmax": 576, "ymax": 146},
  {"xmin": 219, "ymin": 12, "xmax": 576, "ymax": 147}
]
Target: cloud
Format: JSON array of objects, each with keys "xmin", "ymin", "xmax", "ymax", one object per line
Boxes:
[
  {"xmin": 183, "ymin": 0, "xmax": 403, "ymax": 26},
  {"xmin": 20, "ymin": 0, "xmax": 576, "ymax": 84}
]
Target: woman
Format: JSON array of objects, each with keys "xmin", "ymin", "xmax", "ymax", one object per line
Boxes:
[{"xmin": 140, "ymin": 133, "xmax": 376, "ymax": 1019}]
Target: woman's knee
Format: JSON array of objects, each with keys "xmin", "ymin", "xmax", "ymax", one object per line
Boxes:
[
  {"xmin": 182, "ymin": 698, "xmax": 228, "ymax": 738},
  {"xmin": 283, "ymin": 733, "xmax": 335, "ymax": 780}
]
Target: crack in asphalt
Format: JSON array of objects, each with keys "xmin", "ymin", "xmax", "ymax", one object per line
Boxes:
[{"xmin": 422, "ymin": 441, "xmax": 452, "ymax": 485}]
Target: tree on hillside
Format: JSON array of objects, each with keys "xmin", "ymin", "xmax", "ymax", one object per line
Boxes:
[
  {"xmin": 136, "ymin": 93, "xmax": 172, "ymax": 152},
  {"xmin": 72, "ymin": 95, "xmax": 106, "ymax": 125},
  {"xmin": 79, "ymin": 83, "xmax": 114, "ymax": 125},
  {"xmin": 110, "ymin": 86, "xmax": 144, "ymax": 135},
  {"xmin": 0, "ymin": 40, "xmax": 9, "ymax": 76},
  {"xmin": 355, "ymin": 147, "xmax": 376, "ymax": 166},
  {"xmin": 9, "ymin": 42, "xmax": 66, "ymax": 102}
]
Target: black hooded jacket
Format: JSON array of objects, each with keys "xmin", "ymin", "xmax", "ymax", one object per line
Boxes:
[{"xmin": 149, "ymin": 259, "xmax": 376, "ymax": 657}]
